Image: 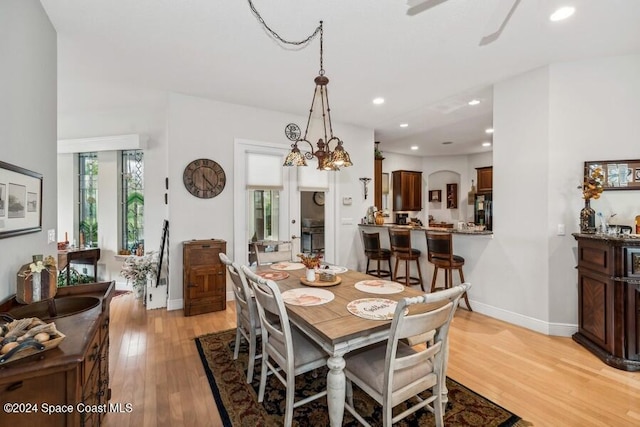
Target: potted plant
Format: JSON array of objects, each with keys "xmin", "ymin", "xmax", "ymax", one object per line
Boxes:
[{"xmin": 120, "ymin": 252, "xmax": 158, "ymax": 299}]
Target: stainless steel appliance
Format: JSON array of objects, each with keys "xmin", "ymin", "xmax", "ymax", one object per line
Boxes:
[
  {"xmin": 395, "ymin": 213, "xmax": 408, "ymax": 225},
  {"xmin": 302, "ymin": 218, "xmax": 324, "ymax": 254},
  {"xmin": 474, "ymin": 193, "xmax": 492, "ymax": 231}
]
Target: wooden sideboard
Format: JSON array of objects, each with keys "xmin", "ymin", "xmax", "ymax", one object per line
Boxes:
[{"xmin": 572, "ymin": 233, "xmax": 640, "ymax": 371}]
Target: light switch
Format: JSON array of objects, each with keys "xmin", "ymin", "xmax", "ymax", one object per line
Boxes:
[
  {"xmin": 48, "ymin": 229, "xmax": 56, "ymax": 243},
  {"xmin": 342, "ymin": 197, "xmax": 352, "ymax": 205},
  {"xmin": 557, "ymin": 224, "xmax": 565, "ymax": 236}
]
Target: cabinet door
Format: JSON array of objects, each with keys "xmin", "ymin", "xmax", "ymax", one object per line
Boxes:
[
  {"xmin": 392, "ymin": 171, "xmax": 422, "ymax": 211},
  {"xmin": 476, "ymin": 167, "xmax": 493, "ymax": 192},
  {"xmin": 0, "ymin": 372, "xmax": 68, "ymax": 427}
]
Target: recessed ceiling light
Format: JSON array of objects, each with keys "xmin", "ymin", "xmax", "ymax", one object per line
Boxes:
[
  {"xmin": 442, "ymin": 141, "xmax": 453, "ymax": 145},
  {"xmin": 468, "ymin": 99, "xmax": 480, "ymax": 106},
  {"xmin": 400, "ymin": 123, "xmax": 409, "ymax": 128},
  {"xmin": 482, "ymin": 141, "xmax": 492, "ymax": 147},
  {"xmin": 485, "ymin": 128, "xmax": 494, "ymax": 134},
  {"xmin": 372, "ymin": 97, "xmax": 385, "ymax": 105},
  {"xmin": 410, "ymin": 145, "xmax": 419, "ymax": 150},
  {"xmin": 550, "ymin": 6, "xmax": 575, "ymax": 21}
]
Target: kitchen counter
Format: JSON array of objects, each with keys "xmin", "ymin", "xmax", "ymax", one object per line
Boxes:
[{"xmin": 358, "ymin": 223, "xmax": 493, "ymax": 236}]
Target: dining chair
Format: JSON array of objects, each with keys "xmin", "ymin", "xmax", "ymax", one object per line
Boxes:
[
  {"xmin": 219, "ymin": 253, "xmax": 262, "ymax": 383},
  {"xmin": 343, "ymin": 283, "xmax": 471, "ymax": 427},
  {"xmin": 241, "ymin": 265, "xmax": 328, "ymax": 427},
  {"xmin": 388, "ymin": 228, "xmax": 424, "ymax": 290},
  {"xmin": 425, "ymin": 231, "xmax": 471, "ymax": 311},
  {"xmin": 253, "ymin": 240, "xmax": 293, "ymax": 265}
]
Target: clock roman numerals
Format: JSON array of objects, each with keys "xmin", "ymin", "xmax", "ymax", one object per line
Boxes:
[{"xmin": 183, "ymin": 158, "xmax": 226, "ymax": 199}]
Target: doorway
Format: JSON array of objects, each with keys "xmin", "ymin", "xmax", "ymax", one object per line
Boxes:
[{"xmin": 301, "ymin": 191, "xmax": 324, "ymax": 255}]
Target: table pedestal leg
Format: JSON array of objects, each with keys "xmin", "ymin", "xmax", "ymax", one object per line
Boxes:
[{"xmin": 326, "ymin": 354, "xmax": 346, "ymax": 427}]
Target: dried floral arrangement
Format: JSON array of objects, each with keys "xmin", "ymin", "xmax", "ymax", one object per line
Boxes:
[{"xmin": 297, "ymin": 253, "xmax": 322, "ymax": 269}]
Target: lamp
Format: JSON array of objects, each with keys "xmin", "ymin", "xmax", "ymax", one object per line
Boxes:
[{"xmin": 282, "ymin": 21, "xmax": 352, "ymax": 171}]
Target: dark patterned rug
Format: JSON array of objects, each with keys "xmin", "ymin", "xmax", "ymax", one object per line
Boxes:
[{"xmin": 195, "ymin": 329, "xmax": 526, "ymax": 427}]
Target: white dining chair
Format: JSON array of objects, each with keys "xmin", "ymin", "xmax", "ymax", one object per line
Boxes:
[
  {"xmin": 343, "ymin": 283, "xmax": 471, "ymax": 427},
  {"xmin": 219, "ymin": 253, "xmax": 261, "ymax": 383},
  {"xmin": 241, "ymin": 265, "xmax": 328, "ymax": 427},
  {"xmin": 253, "ymin": 240, "xmax": 293, "ymax": 265}
]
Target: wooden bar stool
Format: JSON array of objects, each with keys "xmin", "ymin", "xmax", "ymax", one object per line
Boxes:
[
  {"xmin": 361, "ymin": 231, "xmax": 392, "ymax": 279},
  {"xmin": 388, "ymin": 228, "xmax": 424, "ymax": 290},
  {"xmin": 425, "ymin": 230, "xmax": 471, "ymax": 310}
]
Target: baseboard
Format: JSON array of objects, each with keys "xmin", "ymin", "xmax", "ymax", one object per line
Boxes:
[
  {"xmin": 167, "ymin": 298, "xmax": 183, "ymax": 311},
  {"xmin": 470, "ymin": 299, "xmax": 578, "ymax": 337}
]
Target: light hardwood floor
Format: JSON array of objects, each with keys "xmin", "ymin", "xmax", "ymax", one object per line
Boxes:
[{"xmin": 103, "ymin": 293, "xmax": 640, "ymax": 427}]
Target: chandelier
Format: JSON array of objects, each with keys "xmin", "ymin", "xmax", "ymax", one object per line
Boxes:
[
  {"xmin": 246, "ymin": 1, "xmax": 352, "ymax": 171},
  {"xmin": 282, "ymin": 22, "xmax": 352, "ymax": 171}
]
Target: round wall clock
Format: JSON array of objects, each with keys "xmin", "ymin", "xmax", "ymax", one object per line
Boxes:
[
  {"xmin": 183, "ymin": 158, "xmax": 226, "ymax": 199},
  {"xmin": 313, "ymin": 192, "xmax": 325, "ymax": 206}
]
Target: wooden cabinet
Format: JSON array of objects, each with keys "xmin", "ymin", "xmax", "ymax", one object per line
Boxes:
[
  {"xmin": 0, "ymin": 282, "xmax": 113, "ymax": 427},
  {"xmin": 476, "ymin": 166, "xmax": 493, "ymax": 193},
  {"xmin": 392, "ymin": 170, "xmax": 422, "ymax": 211},
  {"xmin": 572, "ymin": 234, "xmax": 640, "ymax": 371},
  {"xmin": 183, "ymin": 239, "xmax": 227, "ymax": 316}
]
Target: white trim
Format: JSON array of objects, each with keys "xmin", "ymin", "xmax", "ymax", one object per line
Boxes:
[
  {"xmin": 470, "ymin": 299, "xmax": 577, "ymax": 337},
  {"xmin": 167, "ymin": 298, "xmax": 184, "ymax": 311},
  {"xmin": 58, "ymin": 134, "xmax": 148, "ymax": 153}
]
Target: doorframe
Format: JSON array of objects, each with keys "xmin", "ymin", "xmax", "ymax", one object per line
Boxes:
[{"xmin": 233, "ymin": 138, "xmax": 336, "ymax": 265}]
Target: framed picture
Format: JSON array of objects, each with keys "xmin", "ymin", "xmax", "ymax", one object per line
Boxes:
[
  {"xmin": 584, "ymin": 160, "xmax": 640, "ymax": 191},
  {"xmin": 0, "ymin": 160, "xmax": 43, "ymax": 238}
]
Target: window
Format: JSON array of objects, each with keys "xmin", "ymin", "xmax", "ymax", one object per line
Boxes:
[
  {"xmin": 79, "ymin": 152, "xmax": 98, "ymax": 246},
  {"xmin": 248, "ymin": 189, "xmax": 279, "ymax": 241},
  {"xmin": 121, "ymin": 150, "xmax": 144, "ymax": 252}
]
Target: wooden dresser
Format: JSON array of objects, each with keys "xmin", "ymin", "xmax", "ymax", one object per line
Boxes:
[
  {"xmin": 182, "ymin": 239, "xmax": 227, "ymax": 316},
  {"xmin": 572, "ymin": 233, "xmax": 640, "ymax": 371}
]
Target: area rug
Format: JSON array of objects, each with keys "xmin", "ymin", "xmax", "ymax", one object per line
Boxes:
[{"xmin": 195, "ymin": 329, "xmax": 526, "ymax": 427}]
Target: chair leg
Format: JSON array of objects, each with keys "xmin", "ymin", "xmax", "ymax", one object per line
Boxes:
[
  {"xmin": 246, "ymin": 333, "xmax": 256, "ymax": 384},
  {"xmin": 404, "ymin": 259, "xmax": 410, "ymax": 287},
  {"xmin": 431, "ymin": 266, "xmax": 439, "ymax": 292},
  {"xmin": 393, "ymin": 257, "xmax": 400, "ymax": 283},
  {"xmin": 365, "ymin": 258, "xmax": 371, "ymax": 275},
  {"xmin": 257, "ymin": 347, "xmax": 268, "ymax": 403},
  {"xmin": 458, "ymin": 267, "xmax": 472, "ymax": 311},
  {"xmin": 233, "ymin": 328, "xmax": 241, "ymax": 360},
  {"xmin": 415, "ymin": 259, "xmax": 424, "ymax": 291},
  {"xmin": 387, "ymin": 258, "xmax": 393, "ymax": 280},
  {"xmin": 376, "ymin": 259, "xmax": 381, "ymax": 277},
  {"xmin": 285, "ymin": 367, "xmax": 296, "ymax": 427},
  {"xmin": 346, "ymin": 378, "xmax": 354, "ymax": 407},
  {"xmin": 434, "ymin": 382, "xmax": 444, "ymax": 427}
]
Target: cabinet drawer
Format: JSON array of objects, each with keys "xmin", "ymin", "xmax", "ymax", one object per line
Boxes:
[
  {"xmin": 0, "ymin": 371, "xmax": 67, "ymax": 427},
  {"xmin": 577, "ymin": 239, "xmax": 613, "ymax": 275},
  {"xmin": 83, "ymin": 330, "xmax": 102, "ymax": 384}
]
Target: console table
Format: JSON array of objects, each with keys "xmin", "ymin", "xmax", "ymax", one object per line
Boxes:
[
  {"xmin": 572, "ymin": 233, "xmax": 640, "ymax": 371},
  {"xmin": 58, "ymin": 247, "xmax": 101, "ymax": 285}
]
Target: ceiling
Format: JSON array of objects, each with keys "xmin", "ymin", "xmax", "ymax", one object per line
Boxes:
[{"xmin": 40, "ymin": 0, "xmax": 640, "ymax": 156}]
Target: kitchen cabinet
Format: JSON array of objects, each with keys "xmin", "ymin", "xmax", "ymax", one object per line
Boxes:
[
  {"xmin": 392, "ymin": 170, "xmax": 422, "ymax": 211},
  {"xmin": 183, "ymin": 239, "xmax": 227, "ymax": 316},
  {"xmin": 572, "ymin": 234, "xmax": 640, "ymax": 371},
  {"xmin": 374, "ymin": 158, "xmax": 383, "ymax": 210},
  {"xmin": 476, "ymin": 166, "xmax": 493, "ymax": 193}
]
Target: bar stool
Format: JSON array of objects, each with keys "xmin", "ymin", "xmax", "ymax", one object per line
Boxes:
[
  {"xmin": 425, "ymin": 230, "xmax": 471, "ymax": 310},
  {"xmin": 388, "ymin": 228, "xmax": 424, "ymax": 290},
  {"xmin": 361, "ymin": 231, "xmax": 392, "ymax": 279}
]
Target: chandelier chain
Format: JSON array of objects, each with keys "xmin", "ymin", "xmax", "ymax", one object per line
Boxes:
[{"xmin": 248, "ymin": 0, "xmax": 322, "ymax": 49}]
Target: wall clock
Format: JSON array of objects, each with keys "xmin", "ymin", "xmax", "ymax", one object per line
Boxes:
[
  {"xmin": 183, "ymin": 158, "xmax": 226, "ymax": 199},
  {"xmin": 313, "ymin": 192, "xmax": 325, "ymax": 206}
]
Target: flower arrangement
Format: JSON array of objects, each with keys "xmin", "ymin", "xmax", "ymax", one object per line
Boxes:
[
  {"xmin": 121, "ymin": 251, "xmax": 158, "ymax": 291},
  {"xmin": 582, "ymin": 167, "xmax": 604, "ymax": 200},
  {"xmin": 18, "ymin": 255, "xmax": 57, "ymax": 279},
  {"xmin": 297, "ymin": 253, "xmax": 323, "ymax": 269}
]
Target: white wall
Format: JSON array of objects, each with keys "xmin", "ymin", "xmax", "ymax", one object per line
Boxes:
[
  {"xmin": 166, "ymin": 93, "xmax": 373, "ymax": 308},
  {"xmin": 0, "ymin": 0, "xmax": 57, "ymax": 300}
]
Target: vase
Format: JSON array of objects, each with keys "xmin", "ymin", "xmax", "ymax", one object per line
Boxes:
[
  {"xmin": 306, "ymin": 268, "xmax": 316, "ymax": 282},
  {"xmin": 580, "ymin": 199, "xmax": 596, "ymax": 234}
]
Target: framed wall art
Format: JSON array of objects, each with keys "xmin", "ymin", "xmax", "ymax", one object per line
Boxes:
[
  {"xmin": 0, "ymin": 160, "xmax": 43, "ymax": 238},
  {"xmin": 585, "ymin": 160, "xmax": 640, "ymax": 191}
]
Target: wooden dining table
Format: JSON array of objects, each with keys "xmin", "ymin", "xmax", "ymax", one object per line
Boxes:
[{"xmin": 256, "ymin": 264, "xmax": 444, "ymax": 427}]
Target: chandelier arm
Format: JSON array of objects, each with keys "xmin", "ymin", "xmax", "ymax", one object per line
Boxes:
[
  {"xmin": 302, "ymin": 83, "xmax": 319, "ymax": 144},
  {"xmin": 248, "ymin": 0, "xmax": 322, "ymax": 47}
]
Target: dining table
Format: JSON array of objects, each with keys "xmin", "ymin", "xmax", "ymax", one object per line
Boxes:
[{"xmin": 256, "ymin": 263, "xmax": 447, "ymax": 427}]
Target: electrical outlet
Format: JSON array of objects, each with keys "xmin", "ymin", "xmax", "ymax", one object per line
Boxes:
[
  {"xmin": 557, "ymin": 224, "xmax": 566, "ymax": 236},
  {"xmin": 48, "ymin": 229, "xmax": 56, "ymax": 243}
]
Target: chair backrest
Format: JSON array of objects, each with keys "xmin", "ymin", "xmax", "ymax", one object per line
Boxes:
[
  {"xmin": 388, "ymin": 228, "xmax": 412, "ymax": 253},
  {"xmin": 384, "ymin": 283, "xmax": 471, "ymax": 404},
  {"xmin": 254, "ymin": 240, "xmax": 293, "ymax": 265},
  {"xmin": 361, "ymin": 231, "xmax": 382, "ymax": 253},
  {"xmin": 219, "ymin": 253, "xmax": 259, "ymax": 331},
  {"xmin": 425, "ymin": 231, "xmax": 453, "ymax": 262},
  {"xmin": 241, "ymin": 264, "xmax": 294, "ymax": 367}
]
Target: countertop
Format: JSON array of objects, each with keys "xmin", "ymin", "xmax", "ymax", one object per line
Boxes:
[
  {"xmin": 358, "ymin": 223, "xmax": 493, "ymax": 235},
  {"xmin": 0, "ymin": 281, "xmax": 114, "ymax": 379},
  {"xmin": 572, "ymin": 232, "xmax": 640, "ymax": 245}
]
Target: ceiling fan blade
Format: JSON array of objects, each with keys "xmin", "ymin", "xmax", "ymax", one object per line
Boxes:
[
  {"xmin": 479, "ymin": 0, "xmax": 521, "ymax": 46},
  {"xmin": 406, "ymin": 0, "xmax": 449, "ymax": 17}
]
